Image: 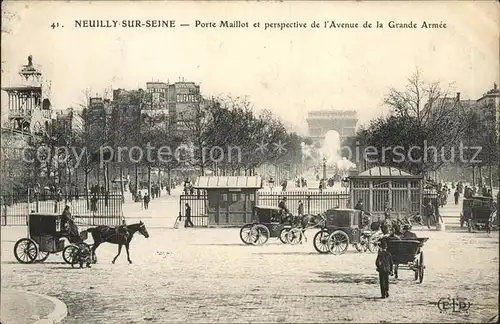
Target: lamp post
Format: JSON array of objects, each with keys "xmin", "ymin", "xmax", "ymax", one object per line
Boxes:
[{"xmin": 322, "ymin": 157, "xmax": 327, "ymax": 181}]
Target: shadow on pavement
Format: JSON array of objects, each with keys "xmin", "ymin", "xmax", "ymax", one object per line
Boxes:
[
  {"xmin": 310, "ymin": 272, "xmax": 379, "ymax": 285},
  {"xmin": 190, "ymin": 243, "xmax": 246, "ymax": 246},
  {"xmin": 253, "ymin": 251, "xmax": 318, "ymax": 256},
  {"xmin": 2, "ymin": 261, "xmax": 68, "ymax": 265}
]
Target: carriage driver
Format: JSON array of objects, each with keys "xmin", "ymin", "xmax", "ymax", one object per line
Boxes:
[
  {"xmin": 61, "ymin": 203, "xmax": 80, "ymax": 242},
  {"xmin": 278, "ymin": 196, "xmax": 290, "ymax": 221}
]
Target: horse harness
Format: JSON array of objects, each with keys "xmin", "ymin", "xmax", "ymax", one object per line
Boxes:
[{"xmin": 103, "ymin": 226, "xmax": 129, "ymax": 241}]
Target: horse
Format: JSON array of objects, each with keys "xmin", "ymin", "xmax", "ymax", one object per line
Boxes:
[
  {"xmin": 292, "ymin": 213, "xmax": 326, "ymax": 242},
  {"xmin": 82, "ymin": 221, "xmax": 149, "ymax": 264}
]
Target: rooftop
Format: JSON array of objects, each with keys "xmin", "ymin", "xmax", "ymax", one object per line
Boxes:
[
  {"xmin": 194, "ymin": 176, "xmax": 262, "ymax": 189},
  {"xmin": 353, "ymin": 166, "xmax": 422, "ymax": 178}
]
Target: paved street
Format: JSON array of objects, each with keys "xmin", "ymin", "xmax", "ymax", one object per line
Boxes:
[{"xmin": 1, "ymin": 192, "xmax": 498, "ymax": 323}]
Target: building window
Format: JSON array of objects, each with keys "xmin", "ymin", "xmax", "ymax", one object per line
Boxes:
[{"xmin": 221, "ymin": 194, "xmax": 228, "ymax": 201}]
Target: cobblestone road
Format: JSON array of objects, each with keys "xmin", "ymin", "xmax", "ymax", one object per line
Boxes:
[{"xmin": 2, "ymin": 223, "xmax": 498, "ymax": 323}]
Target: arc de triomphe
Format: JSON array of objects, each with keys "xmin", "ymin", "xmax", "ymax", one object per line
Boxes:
[{"xmin": 306, "ymin": 110, "xmax": 358, "ymax": 146}]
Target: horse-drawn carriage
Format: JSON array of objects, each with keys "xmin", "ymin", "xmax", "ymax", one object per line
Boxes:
[
  {"xmin": 468, "ymin": 196, "xmax": 494, "ymax": 233},
  {"xmin": 13, "ymin": 213, "xmax": 94, "ymax": 266},
  {"xmin": 385, "ymin": 237, "xmax": 429, "ymax": 283},
  {"xmin": 313, "ymin": 208, "xmax": 377, "ymax": 254},
  {"xmin": 239, "ymin": 205, "xmax": 297, "ymax": 245}
]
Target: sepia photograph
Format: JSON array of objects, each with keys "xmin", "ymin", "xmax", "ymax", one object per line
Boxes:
[{"xmin": 0, "ymin": 1, "xmax": 498, "ymax": 323}]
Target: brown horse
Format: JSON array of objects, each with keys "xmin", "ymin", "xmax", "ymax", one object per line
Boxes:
[{"xmin": 82, "ymin": 221, "xmax": 149, "ymax": 264}]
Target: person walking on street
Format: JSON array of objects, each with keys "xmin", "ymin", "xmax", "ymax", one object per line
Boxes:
[
  {"xmin": 424, "ymin": 200, "xmax": 435, "ymax": 229},
  {"xmin": 454, "ymin": 190, "xmax": 460, "ymax": 205},
  {"xmin": 143, "ymin": 193, "xmax": 150, "ymax": 210},
  {"xmin": 376, "ymin": 240, "xmax": 393, "ymax": 299},
  {"xmin": 184, "ymin": 203, "xmax": 194, "ymax": 227},
  {"xmin": 297, "ymin": 200, "xmax": 304, "ymax": 217}
]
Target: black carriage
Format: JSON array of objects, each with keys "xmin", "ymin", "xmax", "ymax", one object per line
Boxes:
[
  {"xmin": 386, "ymin": 237, "xmax": 429, "ymax": 283},
  {"xmin": 239, "ymin": 205, "xmax": 293, "ymax": 245},
  {"xmin": 13, "ymin": 212, "xmax": 93, "ymax": 265},
  {"xmin": 460, "ymin": 198, "xmax": 473, "ymax": 228},
  {"xmin": 468, "ymin": 196, "xmax": 493, "ymax": 233},
  {"xmin": 313, "ymin": 208, "xmax": 376, "ymax": 254}
]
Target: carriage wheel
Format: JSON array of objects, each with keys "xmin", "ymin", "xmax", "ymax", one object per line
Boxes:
[
  {"xmin": 62, "ymin": 245, "xmax": 78, "ymax": 264},
  {"xmin": 251, "ymin": 225, "xmax": 270, "ymax": 246},
  {"xmin": 313, "ymin": 230, "xmax": 331, "ymax": 254},
  {"xmin": 418, "ymin": 252, "xmax": 425, "ymax": 283},
  {"xmin": 279, "ymin": 228, "xmax": 290, "ymax": 244},
  {"xmin": 35, "ymin": 251, "xmax": 50, "ymax": 263},
  {"xmin": 286, "ymin": 228, "xmax": 302, "ymax": 245},
  {"xmin": 14, "ymin": 238, "xmax": 38, "ymax": 264},
  {"xmin": 240, "ymin": 224, "xmax": 255, "ymax": 245},
  {"xmin": 367, "ymin": 237, "xmax": 379, "ymax": 253},
  {"xmin": 327, "ymin": 230, "xmax": 349, "ymax": 255}
]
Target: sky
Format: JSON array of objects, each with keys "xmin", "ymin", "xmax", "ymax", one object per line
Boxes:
[{"xmin": 1, "ymin": 1, "xmax": 498, "ymax": 134}]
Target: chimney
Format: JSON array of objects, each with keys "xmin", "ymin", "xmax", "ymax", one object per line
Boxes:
[{"xmin": 456, "ymin": 92, "xmax": 461, "ymax": 101}]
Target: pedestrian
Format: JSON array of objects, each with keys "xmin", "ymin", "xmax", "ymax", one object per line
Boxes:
[
  {"xmin": 184, "ymin": 203, "xmax": 194, "ymax": 227},
  {"xmin": 297, "ymin": 200, "xmax": 304, "ymax": 216},
  {"xmin": 384, "ymin": 199, "xmax": 392, "ymax": 220},
  {"xmin": 143, "ymin": 193, "xmax": 150, "ymax": 210},
  {"xmin": 376, "ymin": 240, "xmax": 394, "ymax": 299},
  {"xmin": 424, "ymin": 200, "xmax": 435, "ymax": 229},
  {"xmin": 454, "ymin": 190, "xmax": 459, "ymax": 205},
  {"xmin": 90, "ymin": 194, "xmax": 98, "ymax": 215}
]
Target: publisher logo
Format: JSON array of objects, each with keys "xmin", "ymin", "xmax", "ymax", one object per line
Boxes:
[{"xmin": 437, "ymin": 297, "xmax": 471, "ymax": 314}]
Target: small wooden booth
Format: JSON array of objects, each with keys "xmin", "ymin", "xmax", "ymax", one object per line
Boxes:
[
  {"xmin": 193, "ymin": 176, "xmax": 262, "ymax": 226},
  {"xmin": 349, "ymin": 166, "xmax": 425, "ymax": 221}
]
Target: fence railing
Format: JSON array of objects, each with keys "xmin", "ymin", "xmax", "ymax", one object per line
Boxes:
[
  {"xmin": 178, "ymin": 194, "xmax": 209, "ymax": 227},
  {"xmin": 257, "ymin": 191, "xmax": 350, "ymax": 215},
  {"xmin": 1, "ymin": 194, "xmax": 123, "ymax": 226},
  {"xmin": 178, "ymin": 191, "xmax": 350, "ymax": 227}
]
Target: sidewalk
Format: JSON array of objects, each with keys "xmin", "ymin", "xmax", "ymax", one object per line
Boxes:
[{"xmin": 1, "ymin": 289, "xmax": 67, "ymax": 324}]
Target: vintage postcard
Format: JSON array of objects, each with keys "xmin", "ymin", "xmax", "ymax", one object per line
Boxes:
[{"xmin": 1, "ymin": 1, "xmax": 498, "ymax": 323}]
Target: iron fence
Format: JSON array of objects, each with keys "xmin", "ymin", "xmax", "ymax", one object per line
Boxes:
[
  {"xmin": 178, "ymin": 191, "xmax": 350, "ymax": 227},
  {"xmin": 257, "ymin": 191, "xmax": 350, "ymax": 215},
  {"xmin": 1, "ymin": 194, "xmax": 123, "ymax": 226},
  {"xmin": 178, "ymin": 194, "xmax": 209, "ymax": 227}
]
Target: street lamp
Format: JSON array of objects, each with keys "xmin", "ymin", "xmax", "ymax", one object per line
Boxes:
[{"xmin": 322, "ymin": 157, "xmax": 327, "ymax": 181}]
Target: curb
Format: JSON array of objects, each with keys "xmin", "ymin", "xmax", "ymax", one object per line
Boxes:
[{"xmin": 18, "ymin": 290, "xmax": 68, "ymax": 324}]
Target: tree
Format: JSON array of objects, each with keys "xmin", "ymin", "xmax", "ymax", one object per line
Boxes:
[
  {"xmin": 358, "ymin": 69, "xmax": 467, "ymax": 175},
  {"xmin": 462, "ymin": 102, "xmax": 499, "ymax": 188}
]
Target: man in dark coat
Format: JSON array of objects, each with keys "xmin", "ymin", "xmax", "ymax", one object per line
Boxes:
[
  {"xmin": 354, "ymin": 199, "xmax": 364, "ymax": 212},
  {"xmin": 297, "ymin": 200, "xmax": 304, "ymax": 217},
  {"xmin": 61, "ymin": 204, "xmax": 80, "ymax": 243},
  {"xmin": 143, "ymin": 193, "xmax": 150, "ymax": 210},
  {"xmin": 184, "ymin": 203, "xmax": 194, "ymax": 227},
  {"xmin": 424, "ymin": 200, "xmax": 435, "ymax": 229},
  {"xmin": 454, "ymin": 190, "xmax": 460, "ymax": 205},
  {"xmin": 401, "ymin": 224, "xmax": 418, "ymax": 239},
  {"xmin": 376, "ymin": 240, "xmax": 393, "ymax": 299},
  {"xmin": 278, "ymin": 197, "xmax": 289, "ymax": 217}
]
